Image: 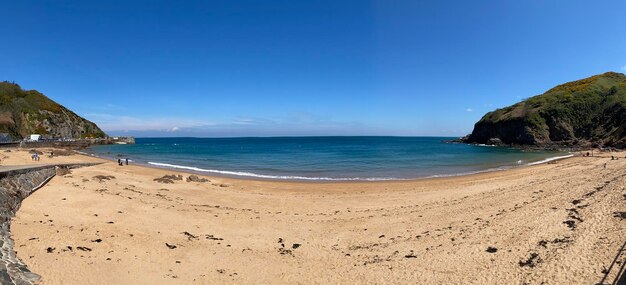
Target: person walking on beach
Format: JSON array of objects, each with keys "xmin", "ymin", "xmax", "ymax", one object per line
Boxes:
[{"xmin": 125, "ymin": 158, "xmax": 128, "ymax": 165}]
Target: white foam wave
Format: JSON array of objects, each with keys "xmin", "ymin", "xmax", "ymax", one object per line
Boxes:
[
  {"xmin": 424, "ymin": 166, "xmax": 512, "ymax": 179},
  {"xmin": 417, "ymin": 153, "xmax": 574, "ymax": 179},
  {"xmin": 74, "ymin": 150, "xmax": 97, "ymax": 157},
  {"xmin": 526, "ymin": 154, "xmax": 574, "ymax": 166},
  {"xmin": 147, "ymin": 162, "xmax": 397, "ymax": 181},
  {"xmin": 147, "ymin": 154, "xmax": 574, "ymax": 182}
]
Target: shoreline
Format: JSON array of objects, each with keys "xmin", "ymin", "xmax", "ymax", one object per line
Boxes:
[
  {"xmin": 79, "ymin": 147, "xmax": 576, "ymax": 183},
  {"xmin": 5, "ymin": 147, "xmax": 589, "ymax": 189}
]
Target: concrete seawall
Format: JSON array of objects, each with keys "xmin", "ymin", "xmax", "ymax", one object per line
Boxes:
[{"xmin": 0, "ymin": 163, "xmax": 98, "ymax": 285}]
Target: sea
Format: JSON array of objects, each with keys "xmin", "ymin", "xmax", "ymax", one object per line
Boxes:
[{"xmin": 85, "ymin": 137, "xmax": 571, "ymax": 181}]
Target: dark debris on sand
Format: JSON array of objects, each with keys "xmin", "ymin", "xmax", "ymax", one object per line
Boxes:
[
  {"xmin": 486, "ymin": 246, "xmax": 498, "ymax": 253},
  {"xmin": 182, "ymin": 231, "xmax": 199, "ymax": 241},
  {"xmin": 519, "ymin": 253, "xmax": 541, "ymax": 268},
  {"xmin": 205, "ymin": 234, "xmax": 223, "ymax": 241},
  {"xmin": 563, "ymin": 220, "xmax": 576, "ymax": 229},
  {"xmin": 276, "ymin": 238, "xmax": 303, "ymax": 256},
  {"xmin": 93, "ymin": 175, "xmax": 115, "ymax": 182},
  {"xmin": 77, "ymin": 246, "xmax": 92, "ymax": 252},
  {"xmin": 404, "ymin": 250, "xmax": 417, "ymax": 258}
]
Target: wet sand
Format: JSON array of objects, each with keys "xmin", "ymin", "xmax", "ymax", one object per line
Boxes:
[{"xmin": 6, "ymin": 148, "xmax": 626, "ymax": 284}]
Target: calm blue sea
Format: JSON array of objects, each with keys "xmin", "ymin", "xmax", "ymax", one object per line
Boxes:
[{"xmin": 86, "ymin": 137, "xmax": 569, "ymax": 181}]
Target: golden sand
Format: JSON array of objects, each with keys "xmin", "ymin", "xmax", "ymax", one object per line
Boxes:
[{"xmin": 4, "ymin": 148, "xmax": 625, "ymax": 284}]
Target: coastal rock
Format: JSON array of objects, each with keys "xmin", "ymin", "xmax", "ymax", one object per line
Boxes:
[
  {"xmin": 154, "ymin": 178, "xmax": 174, "ymax": 184},
  {"xmin": 186, "ymin": 175, "xmax": 209, "ymax": 183},
  {"xmin": 55, "ymin": 167, "xmax": 72, "ymax": 176},
  {"xmin": 487, "ymin": 138, "xmax": 502, "ymax": 145},
  {"xmin": 154, "ymin": 174, "xmax": 183, "ymax": 184},
  {"xmin": 163, "ymin": 174, "xmax": 183, "ymax": 181},
  {"xmin": 462, "ymin": 72, "xmax": 626, "ymax": 148}
]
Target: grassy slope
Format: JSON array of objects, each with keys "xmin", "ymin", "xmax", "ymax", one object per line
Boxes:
[
  {"xmin": 471, "ymin": 72, "xmax": 626, "ymax": 146},
  {"xmin": 0, "ymin": 81, "xmax": 106, "ymax": 139}
]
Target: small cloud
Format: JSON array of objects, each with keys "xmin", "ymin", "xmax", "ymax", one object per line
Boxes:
[
  {"xmin": 621, "ymin": 66, "xmax": 626, "ymax": 71},
  {"xmin": 232, "ymin": 118, "xmax": 260, "ymax": 125},
  {"xmin": 84, "ymin": 113, "xmax": 212, "ymax": 132},
  {"xmin": 466, "ymin": 108, "xmax": 473, "ymax": 112}
]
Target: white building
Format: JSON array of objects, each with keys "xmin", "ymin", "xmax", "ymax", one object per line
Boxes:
[{"xmin": 29, "ymin": 134, "xmax": 41, "ymax": 141}]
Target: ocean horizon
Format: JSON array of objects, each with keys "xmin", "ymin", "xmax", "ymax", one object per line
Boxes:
[{"xmin": 86, "ymin": 137, "xmax": 568, "ymax": 181}]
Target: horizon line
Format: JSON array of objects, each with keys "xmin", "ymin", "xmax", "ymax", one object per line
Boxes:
[{"xmin": 113, "ymin": 135, "xmax": 464, "ymax": 139}]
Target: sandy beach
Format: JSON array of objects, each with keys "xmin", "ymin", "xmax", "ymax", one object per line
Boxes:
[{"xmin": 4, "ymin": 148, "xmax": 625, "ymax": 284}]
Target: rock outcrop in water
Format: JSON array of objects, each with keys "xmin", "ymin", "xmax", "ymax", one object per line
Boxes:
[
  {"xmin": 462, "ymin": 72, "xmax": 626, "ymax": 148},
  {"xmin": 0, "ymin": 81, "xmax": 106, "ymax": 140}
]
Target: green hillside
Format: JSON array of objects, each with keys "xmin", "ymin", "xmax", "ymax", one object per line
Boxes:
[
  {"xmin": 464, "ymin": 72, "xmax": 626, "ymax": 148},
  {"xmin": 0, "ymin": 81, "xmax": 106, "ymax": 140}
]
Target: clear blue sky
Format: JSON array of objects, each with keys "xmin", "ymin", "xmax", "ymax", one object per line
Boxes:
[{"xmin": 1, "ymin": 0, "xmax": 625, "ymax": 137}]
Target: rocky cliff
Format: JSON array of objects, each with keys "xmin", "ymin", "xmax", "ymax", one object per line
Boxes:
[
  {"xmin": 0, "ymin": 82, "xmax": 106, "ymax": 140},
  {"xmin": 463, "ymin": 72, "xmax": 626, "ymax": 148}
]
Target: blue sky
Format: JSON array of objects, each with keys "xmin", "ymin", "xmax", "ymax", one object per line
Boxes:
[{"xmin": 1, "ymin": 0, "xmax": 625, "ymax": 137}]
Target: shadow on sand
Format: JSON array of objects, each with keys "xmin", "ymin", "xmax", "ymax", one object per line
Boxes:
[{"xmin": 598, "ymin": 240, "xmax": 626, "ymax": 285}]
